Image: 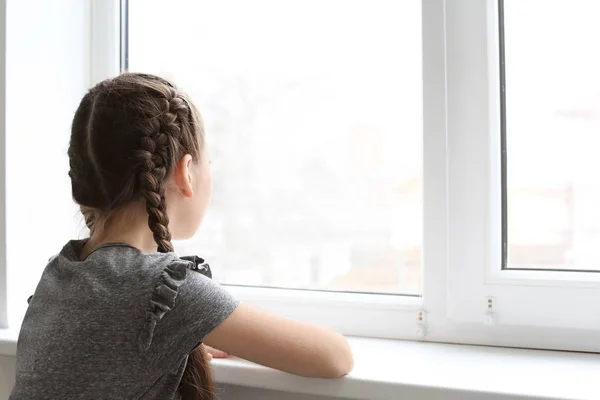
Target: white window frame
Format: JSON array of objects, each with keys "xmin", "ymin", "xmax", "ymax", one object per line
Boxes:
[
  {"xmin": 0, "ymin": 0, "xmax": 7, "ymax": 330},
  {"xmin": 87, "ymin": 0, "xmax": 445, "ymax": 341},
  {"xmin": 2, "ymin": 0, "xmax": 597, "ymax": 353},
  {"xmin": 444, "ymin": 0, "xmax": 600, "ymax": 352}
]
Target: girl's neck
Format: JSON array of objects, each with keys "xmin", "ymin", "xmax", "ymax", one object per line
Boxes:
[{"xmin": 80, "ymin": 205, "xmax": 159, "ymax": 260}]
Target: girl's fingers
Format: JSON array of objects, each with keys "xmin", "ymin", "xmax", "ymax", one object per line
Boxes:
[{"xmin": 205, "ymin": 345, "xmax": 229, "ymax": 358}]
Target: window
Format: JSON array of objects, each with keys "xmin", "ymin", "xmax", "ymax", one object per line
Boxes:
[
  {"xmin": 3, "ymin": 0, "xmax": 599, "ymax": 353},
  {"xmin": 127, "ymin": 0, "xmax": 423, "ymax": 295},
  {"xmin": 442, "ymin": 0, "xmax": 600, "ymax": 352},
  {"xmin": 74, "ymin": 0, "xmax": 600, "ymax": 350},
  {"xmin": 503, "ymin": 0, "xmax": 600, "ymax": 272}
]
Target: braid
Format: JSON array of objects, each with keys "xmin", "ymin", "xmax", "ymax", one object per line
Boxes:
[
  {"xmin": 134, "ymin": 86, "xmax": 216, "ymax": 400},
  {"xmin": 134, "ymin": 87, "xmax": 187, "ymax": 253}
]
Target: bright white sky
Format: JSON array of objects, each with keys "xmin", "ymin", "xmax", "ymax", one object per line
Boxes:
[
  {"xmin": 505, "ymin": 0, "xmax": 600, "ymax": 186},
  {"xmin": 129, "ymin": 0, "xmax": 423, "ymax": 179},
  {"xmin": 129, "ymin": 0, "xmax": 424, "ymax": 290},
  {"xmin": 129, "ymin": 1, "xmax": 600, "ymax": 279}
]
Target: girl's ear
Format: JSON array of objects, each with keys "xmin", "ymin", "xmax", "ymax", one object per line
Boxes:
[{"xmin": 174, "ymin": 154, "xmax": 194, "ymax": 198}]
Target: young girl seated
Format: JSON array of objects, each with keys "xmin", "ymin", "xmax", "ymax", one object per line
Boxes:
[{"xmin": 10, "ymin": 73, "xmax": 353, "ymax": 400}]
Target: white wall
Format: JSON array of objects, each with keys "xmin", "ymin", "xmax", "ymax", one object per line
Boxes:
[
  {"xmin": 5, "ymin": 0, "xmax": 89, "ymax": 326},
  {"xmin": 0, "ymin": 356, "xmax": 15, "ymax": 399},
  {"xmin": 0, "ymin": 0, "xmax": 7, "ymax": 330}
]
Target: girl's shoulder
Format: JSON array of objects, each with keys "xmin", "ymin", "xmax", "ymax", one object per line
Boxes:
[{"xmin": 55, "ymin": 239, "xmax": 211, "ymax": 278}]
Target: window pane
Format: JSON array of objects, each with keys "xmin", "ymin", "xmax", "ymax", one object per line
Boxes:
[
  {"xmin": 504, "ymin": 1, "xmax": 600, "ymax": 270},
  {"xmin": 128, "ymin": 0, "xmax": 423, "ymax": 294}
]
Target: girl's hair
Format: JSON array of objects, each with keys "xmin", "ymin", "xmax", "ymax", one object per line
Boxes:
[{"xmin": 68, "ymin": 72, "xmax": 213, "ymax": 400}]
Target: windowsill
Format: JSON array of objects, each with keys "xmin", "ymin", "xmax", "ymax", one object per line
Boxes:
[
  {"xmin": 1, "ymin": 330, "xmax": 598, "ymax": 400},
  {"xmin": 0, "ymin": 328, "xmax": 19, "ymax": 356}
]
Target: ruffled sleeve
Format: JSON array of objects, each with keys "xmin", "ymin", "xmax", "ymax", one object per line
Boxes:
[
  {"xmin": 138, "ymin": 260, "xmax": 188, "ymax": 353},
  {"xmin": 138, "ymin": 256, "xmax": 239, "ymax": 361}
]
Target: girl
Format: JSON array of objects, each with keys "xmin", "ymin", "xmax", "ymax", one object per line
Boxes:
[{"xmin": 10, "ymin": 73, "xmax": 353, "ymax": 400}]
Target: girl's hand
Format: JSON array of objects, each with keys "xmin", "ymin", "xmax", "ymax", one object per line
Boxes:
[{"xmin": 205, "ymin": 345, "xmax": 228, "ymax": 360}]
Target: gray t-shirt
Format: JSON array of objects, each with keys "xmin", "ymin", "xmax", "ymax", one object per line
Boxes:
[{"xmin": 10, "ymin": 240, "xmax": 239, "ymax": 399}]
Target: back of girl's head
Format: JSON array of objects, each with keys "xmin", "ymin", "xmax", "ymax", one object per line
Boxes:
[
  {"xmin": 68, "ymin": 73, "xmax": 203, "ymax": 252},
  {"xmin": 69, "ymin": 73, "xmax": 214, "ymax": 399}
]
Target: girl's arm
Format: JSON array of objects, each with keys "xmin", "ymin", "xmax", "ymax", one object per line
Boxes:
[{"xmin": 202, "ymin": 302, "xmax": 354, "ymax": 378}]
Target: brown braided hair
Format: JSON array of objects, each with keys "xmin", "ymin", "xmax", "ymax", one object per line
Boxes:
[{"xmin": 68, "ymin": 72, "xmax": 213, "ymax": 400}]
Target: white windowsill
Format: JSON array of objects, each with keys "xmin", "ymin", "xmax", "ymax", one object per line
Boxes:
[{"xmin": 1, "ymin": 330, "xmax": 598, "ymax": 400}]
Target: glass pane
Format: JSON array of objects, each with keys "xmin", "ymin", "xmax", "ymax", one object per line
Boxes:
[
  {"xmin": 504, "ymin": 1, "xmax": 600, "ymax": 270},
  {"xmin": 128, "ymin": 0, "xmax": 423, "ymax": 293}
]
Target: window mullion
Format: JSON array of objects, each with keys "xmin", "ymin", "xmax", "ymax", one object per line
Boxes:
[
  {"xmin": 421, "ymin": 0, "xmax": 449, "ymax": 323},
  {"xmin": 90, "ymin": 0, "xmax": 121, "ymax": 85}
]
